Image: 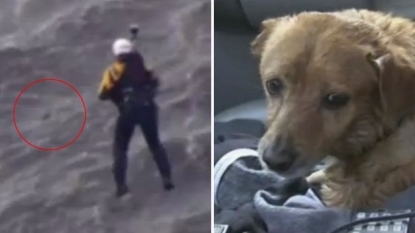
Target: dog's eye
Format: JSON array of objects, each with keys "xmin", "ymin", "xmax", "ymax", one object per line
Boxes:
[
  {"xmin": 266, "ymin": 79, "xmax": 283, "ymax": 96},
  {"xmin": 323, "ymin": 93, "xmax": 350, "ymax": 109}
]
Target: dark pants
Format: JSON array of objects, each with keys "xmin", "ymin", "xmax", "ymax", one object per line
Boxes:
[{"xmin": 112, "ymin": 102, "xmax": 171, "ymax": 188}]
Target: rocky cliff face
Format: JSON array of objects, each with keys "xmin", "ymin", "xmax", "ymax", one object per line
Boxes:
[{"xmin": 0, "ymin": 0, "xmax": 211, "ymax": 232}]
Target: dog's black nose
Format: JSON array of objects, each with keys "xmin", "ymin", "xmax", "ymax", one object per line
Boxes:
[{"xmin": 262, "ymin": 141, "xmax": 297, "ymax": 172}]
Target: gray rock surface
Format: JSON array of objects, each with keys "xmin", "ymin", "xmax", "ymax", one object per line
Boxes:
[{"xmin": 0, "ymin": 0, "xmax": 211, "ymax": 232}]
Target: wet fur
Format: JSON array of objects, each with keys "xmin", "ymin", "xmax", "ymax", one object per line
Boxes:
[
  {"xmin": 307, "ymin": 115, "xmax": 415, "ymax": 208},
  {"xmin": 252, "ymin": 9, "xmax": 415, "ymax": 209}
]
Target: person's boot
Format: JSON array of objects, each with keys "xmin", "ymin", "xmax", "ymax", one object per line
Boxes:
[
  {"xmin": 152, "ymin": 147, "xmax": 174, "ymax": 191},
  {"xmin": 162, "ymin": 176, "xmax": 175, "ymax": 191},
  {"xmin": 115, "ymin": 184, "xmax": 130, "ymax": 198}
]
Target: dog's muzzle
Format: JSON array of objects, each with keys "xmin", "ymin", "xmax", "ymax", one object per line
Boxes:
[{"xmin": 262, "ymin": 137, "xmax": 298, "ymax": 173}]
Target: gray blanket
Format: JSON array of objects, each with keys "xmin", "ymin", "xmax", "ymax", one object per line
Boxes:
[{"xmin": 214, "ymin": 148, "xmax": 415, "ymax": 233}]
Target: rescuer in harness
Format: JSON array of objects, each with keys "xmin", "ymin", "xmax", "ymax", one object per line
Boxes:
[{"xmin": 98, "ymin": 25, "xmax": 174, "ymax": 198}]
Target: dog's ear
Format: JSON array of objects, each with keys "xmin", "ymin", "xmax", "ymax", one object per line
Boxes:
[
  {"xmin": 366, "ymin": 53, "xmax": 391, "ymax": 77},
  {"xmin": 251, "ymin": 18, "xmax": 280, "ymax": 58},
  {"xmin": 367, "ymin": 52, "xmax": 415, "ymax": 126}
]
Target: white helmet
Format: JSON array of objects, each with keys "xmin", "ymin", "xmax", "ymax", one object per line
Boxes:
[{"xmin": 112, "ymin": 38, "xmax": 133, "ymax": 56}]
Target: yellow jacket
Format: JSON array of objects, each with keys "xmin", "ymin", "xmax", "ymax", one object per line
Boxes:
[{"xmin": 98, "ymin": 61, "xmax": 126, "ymax": 100}]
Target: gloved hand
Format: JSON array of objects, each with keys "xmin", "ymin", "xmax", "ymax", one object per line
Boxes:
[
  {"xmin": 215, "ymin": 203, "xmax": 268, "ymax": 233},
  {"xmin": 98, "ymin": 92, "xmax": 109, "ymax": 100},
  {"xmin": 151, "ymin": 76, "xmax": 160, "ymax": 88},
  {"xmin": 146, "ymin": 70, "xmax": 160, "ymax": 88}
]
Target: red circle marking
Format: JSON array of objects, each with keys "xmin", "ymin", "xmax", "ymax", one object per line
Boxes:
[{"xmin": 12, "ymin": 78, "xmax": 87, "ymax": 151}]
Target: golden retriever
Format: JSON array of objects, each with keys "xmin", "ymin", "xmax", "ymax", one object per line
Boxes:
[{"xmin": 251, "ymin": 9, "xmax": 415, "ymax": 209}]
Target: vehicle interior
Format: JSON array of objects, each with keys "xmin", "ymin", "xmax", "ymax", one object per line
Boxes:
[{"xmin": 214, "ymin": 0, "xmax": 415, "ymax": 125}]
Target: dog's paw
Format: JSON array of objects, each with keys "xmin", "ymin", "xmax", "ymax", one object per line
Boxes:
[{"xmin": 306, "ymin": 170, "xmax": 327, "ymax": 184}]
